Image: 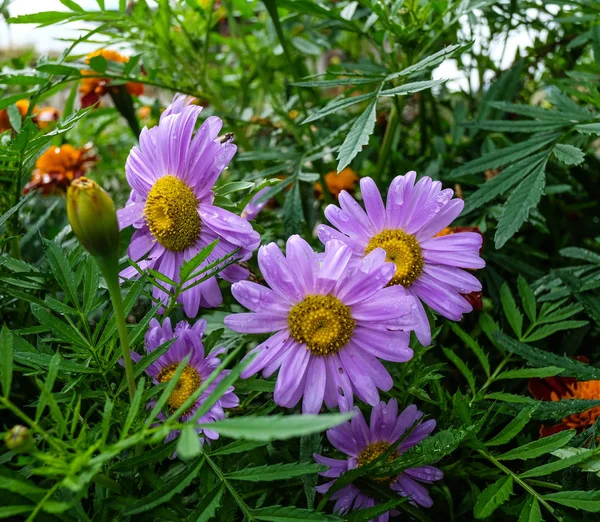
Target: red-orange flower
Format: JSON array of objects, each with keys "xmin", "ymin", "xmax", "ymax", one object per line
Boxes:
[
  {"xmin": 315, "ymin": 168, "xmax": 359, "ymax": 199},
  {"xmin": 23, "ymin": 144, "xmax": 96, "ymax": 196},
  {"xmin": 0, "ymin": 100, "xmax": 32, "ymax": 131},
  {"xmin": 529, "ymin": 357, "xmax": 600, "ymax": 437},
  {"xmin": 1, "ymin": 100, "xmax": 61, "ymax": 132},
  {"xmin": 35, "ymin": 107, "xmax": 60, "ymax": 129},
  {"xmin": 79, "ymin": 49, "xmax": 144, "ymax": 108}
]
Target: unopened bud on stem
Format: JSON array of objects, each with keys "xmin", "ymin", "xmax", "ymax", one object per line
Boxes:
[
  {"xmin": 66, "ymin": 177, "xmax": 119, "ymax": 260},
  {"xmin": 5, "ymin": 425, "xmax": 34, "ymax": 452}
]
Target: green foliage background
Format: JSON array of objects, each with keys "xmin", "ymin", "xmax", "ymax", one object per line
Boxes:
[{"xmin": 3, "ymin": 0, "xmax": 600, "ymax": 520}]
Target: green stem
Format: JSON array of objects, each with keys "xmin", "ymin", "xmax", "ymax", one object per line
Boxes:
[
  {"xmin": 96, "ymin": 255, "xmax": 136, "ymax": 401},
  {"xmin": 374, "ymin": 103, "xmax": 399, "ymax": 184}
]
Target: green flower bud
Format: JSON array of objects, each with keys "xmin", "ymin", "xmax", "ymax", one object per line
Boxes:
[
  {"xmin": 4, "ymin": 425, "xmax": 34, "ymax": 453},
  {"xmin": 67, "ymin": 177, "xmax": 119, "ymax": 259}
]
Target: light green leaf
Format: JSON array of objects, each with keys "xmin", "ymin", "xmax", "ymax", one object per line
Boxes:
[
  {"xmin": 474, "ymin": 120, "xmax": 566, "ymax": 133},
  {"xmin": 518, "ymin": 497, "xmax": 542, "ymax": 522},
  {"xmin": 498, "ymin": 430, "xmax": 575, "ymax": 461},
  {"xmin": 500, "ymin": 283, "xmax": 523, "ymax": 337},
  {"xmin": 226, "ymin": 462, "xmax": 324, "ymax": 482},
  {"xmin": 177, "ymin": 425, "xmax": 202, "ymax": 461},
  {"xmin": 495, "ymin": 367, "xmax": 564, "ymax": 380},
  {"xmin": 7, "ymin": 104, "xmax": 22, "ymax": 133},
  {"xmin": 553, "ymin": 144, "xmax": 585, "ymax": 165},
  {"xmin": 198, "ymin": 413, "xmax": 353, "ymax": 441},
  {"xmin": 59, "ymin": 0, "xmax": 85, "ymax": 11},
  {"xmin": 43, "ymin": 239, "xmax": 78, "ymax": 308},
  {"xmin": 380, "ymin": 79, "xmax": 445, "ymax": 97},
  {"xmin": 559, "ymin": 247, "xmax": 600, "ymax": 264},
  {"xmin": 386, "ymin": 43, "xmax": 465, "ymax": 79},
  {"xmin": 448, "ymin": 323, "xmax": 490, "ymax": 377},
  {"xmin": 473, "ymin": 476, "xmax": 513, "ymax": 519},
  {"xmin": 517, "ymin": 276, "xmax": 537, "ymax": 323},
  {"xmin": 336, "ymin": 97, "xmax": 377, "ymax": 172},
  {"xmin": 495, "ymin": 159, "xmax": 546, "ymax": 249},
  {"xmin": 523, "ymin": 320, "xmax": 588, "ymax": 342},
  {"xmin": 485, "ymin": 404, "xmax": 538, "ymax": 446},
  {"xmin": 543, "ymin": 490, "xmax": 600, "ymax": 512},
  {"xmin": 301, "ymin": 92, "xmax": 376, "ymax": 124},
  {"xmin": 520, "ymin": 448, "xmax": 596, "ymax": 478},
  {"xmin": 188, "ymin": 484, "xmax": 224, "ymax": 522},
  {"xmin": 250, "ymin": 505, "xmax": 342, "ymax": 521},
  {"xmin": 0, "ymin": 326, "xmax": 13, "ymax": 398},
  {"xmin": 575, "ymin": 122, "xmax": 600, "ymax": 135}
]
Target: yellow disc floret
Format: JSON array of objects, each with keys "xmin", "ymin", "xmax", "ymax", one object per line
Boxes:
[
  {"xmin": 157, "ymin": 363, "xmax": 202, "ymax": 413},
  {"xmin": 357, "ymin": 441, "xmax": 399, "ymax": 483},
  {"xmin": 145, "ymin": 175, "xmax": 201, "ymax": 251},
  {"xmin": 365, "ymin": 229, "xmax": 424, "ymax": 287},
  {"xmin": 287, "ymin": 295, "xmax": 355, "ymax": 356}
]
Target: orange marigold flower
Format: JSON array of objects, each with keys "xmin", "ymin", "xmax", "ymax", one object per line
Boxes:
[
  {"xmin": 34, "ymin": 107, "xmax": 60, "ymax": 129},
  {"xmin": 529, "ymin": 358, "xmax": 600, "ymax": 437},
  {"xmin": 79, "ymin": 49, "xmax": 144, "ymax": 108},
  {"xmin": 315, "ymin": 168, "xmax": 359, "ymax": 199},
  {"xmin": 0, "ymin": 100, "xmax": 35, "ymax": 131},
  {"xmin": 23, "ymin": 144, "xmax": 96, "ymax": 196}
]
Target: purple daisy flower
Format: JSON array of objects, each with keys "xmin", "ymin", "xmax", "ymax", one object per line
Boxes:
[
  {"xmin": 314, "ymin": 399, "xmax": 443, "ymax": 521},
  {"xmin": 117, "ymin": 94, "xmax": 260, "ymax": 317},
  {"xmin": 135, "ymin": 317, "xmax": 239, "ymax": 442},
  {"xmin": 318, "ymin": 172, "xmax": 485, "ymax": 346},
  {"xmin": 224, "ymin": 235, "xmax": 419, "ymax": 414}
]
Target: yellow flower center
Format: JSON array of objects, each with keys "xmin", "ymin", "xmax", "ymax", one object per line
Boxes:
[
  {"xmin": 551, "ymin": 380, "xmax": 600, "ymax": 430},
  {"xmin": 365, "ymin": 229, "xmax": 423, "ymax": 287},
  {"xmin": 357, "ymin": 441, "xmax": 398, "ymax": 483},
  {"xmin": 287, "ymin": 295, "xmax": 355, "ymax": 356},
  {"xmin": 145, "ymin": 175, "xmax": 201, "ymax": 251},
  {"xmin": 157, "ymin": 363, "xmax": 202, "ymax": 413}
]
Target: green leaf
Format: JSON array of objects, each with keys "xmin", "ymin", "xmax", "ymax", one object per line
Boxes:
[
  {"xmin": 543, "ymin": 490, "xmax": 600, "ymax": 512},
  {"xmin": 462, "ymin": 151, "xmax": 548, "ymax": 216},
  {"xmin": 214, "ymin": 182, "xmax": 255, "ymax": 196},
  {"xmin": 88, "ymin": 55, "xmax": 107, "ymax": 73},
  {"xmin": 486, "ymin": 101, "xmax": 574, "ymax": 121},
  {"xmin": 386, "ymin": 43, "xmax": 465, "ymax": 79},
  {"xmin": 291, "ymin": 37, "xmax": 322, "ymax": 55},
  {"xmin": 301, "ymin": 92, "xmax": 376, "ymax": 124},
  {"xmin": 226, "ymin": 462, "xmax": 324, "ymax": 482},
  {"xmin": 442, "ymin": 347, "xmax": 476, "ymax": 393},
  {"xmin": 43, "ymin": 240, "xmax": 78, "ymax": 307},
  {"xmin": 345, "ymin": 498, "xmax": 406, "ymax": 521},
  {"xmin": 177, "ymin": 425, "xmax": 202, "ymax": 461},
  {"xmin": 553, "ymin": 143, "xmax": 585, "ymax": 165},
  {"xmin": 449, "ymin": 133, "xmax": 558, "ymax": 181},
  {"xmin": 495, "ymin": 367, "xmax": 564, "ymax": 380},
  {"xmin": 110, "ymin": 441, "xmax": 177, "ymax": 471},
  {"xmin": 211, "ymin": 439, "xmax": 270, "ymax": 456},
  {"xmin": 523, "ymin": 320, "xmax": 588, "ymax": 342},
  {"xmin": 292, "ymin": 77, "xmax": 382, "ymax": 88},
  {"xmin": 336, "ymin": 97, "xmax": 377, "ymax": 172},
  {"xmin": 198, "ymin": 413, "xmax": 353, "ymax": 441},
  {"xmin": 0, "ymin": 192, "xmax": 35, "ymax": 231},
  {"xmin": 499, "ymin": 283, "xmax": 523, "ymax": 337},
  {"xmin": 498, "ymin": 430, "xmax": 575, "ymax": 460},
  {"xmin": 494, "ymin": 331, "xmax": 600, "ymax": 379},
  {"xmin": 0, "ymin": 506, "xmax": 33, "ymax": 519},
  {"xmin": 7, "ymin": 104, "xmax": 22, "ymax": 133},
  {"xmin": 474, "ymin": 120, "xmax": 566, "ymax": 133},
  {"xmin": 485, "ymin": 404, "xmax": 538, "ymax": 446},
  {"xmin": 380, "ymin": 79, "xmax": 445, "ymax": 97},
  {"xmin": 123, "ymin": 457, "xmax": 204, "ymax": 515},
  {"xmin": 473, "ymin": 475, "xmax": 513, "ymax": 519},
  {"xmin": 520, "ymin": 448, "xmax": 596, "ymax": 478},
  {"xmin": 517, "ymin": 276, "xmax": 537, "ymax": 323},
  {"xmin": 0, "ymin": 326, "xmax": 13, "ymax": 398},
  {"xmin": 575, "ymin": 123, "xmax": 600, "ymax": 135},
  {"xmin": 495, "ymin": 159, "xmax": 546, "ymax": 249},
  {"xmin": 30, "ymin": 305, "xmax": 88, "ymax": 348},
  {"xmin": 179, "ymin": 240, "xmax": 218, "ymax": 283},
  {"xmin": 250, "ymin": 505, "xmax": 342, "ymax": 521},
  {"xmin": 283, "ymin": 182, "xmax": 304, "ymax": 236},
  {"xmin": 518, "ymin": 497, "xmax": 542, "ymax": 522},
  {"xmin": 121, "ymin": 377, "xmax": 146, "ymax": 438},
  {"xmin": 188, "ymin": 484, "xmax": 224, "ymax": 522},
  {"xmin": 59, "ymin": 0, "xmax": 85, "ymax": 11},
  {"xmin": 558, "ymin": 270, "xmax": 600, "ymax": 327},
  {"xmin": 448, "ymin": 323, "xmax": 490, "ymax": 377},
  {"xmin": 559, "ymin": 247, "xmax": 600, "ymax": 264}
]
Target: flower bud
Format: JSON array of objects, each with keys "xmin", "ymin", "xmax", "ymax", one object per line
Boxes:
[
  {"xmin": 67, "ymin": 177, "xmax": 119, "ymax": 259},
  {"xmin": 4, "ymin": 425, "xmax": 34, "ymax": 453}
]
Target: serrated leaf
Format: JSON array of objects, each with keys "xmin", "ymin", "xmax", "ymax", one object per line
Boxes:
[
  {"xmin": 518, "ymin": 497, "xmax": 542, "ymax": 522},
  {"xmin": 380, "ymin": 79, "xmax": 445, "ymax": 97},
  {"xmin": 523, "ymin": 320, "xmax": 588, "ymax": 342},
  {"xmin": 494, "ymin": 332, "xmax": 600, "ymax": 379},
  {"xmin": 449, "ymin": 133, "xmax": 558, "ymax": 181},
  {"xmin": 386, "ymin": 43, "xmax": 465, "ymax": 79},
  {"xmin": 43, "ymin": 239, "xmax": 78, "ymax": 308},
  {"xmin": 301, "ymin": 92, "xmax": 376, "ymax": 124},
  {"xmin": 500, "ymin": 283, "xmax": 523, "ymax": 337},
  {"xmin": 0, "ymin": 326, "xmax": 13, "ymax": 398},
  {"xmin": 553, "ymin": 144, "xmax": 585, "ymax": 165},
  {"xmin": 226, "ymin": 462, "xmax": 324, "ymax": 482},
  {"xmin": 559, "ymin": 247, "xmax": 600, "ymax": 264},
  {"xmin": 495, "ymin": 367, "xmax": 564, "ymax": 380},
  {"xmin": 575, "ymin": 123, "xmax": 600, "ymax": 135},
  {"xmin": 211, "ymin": 439, "xmax": 270, "ymax": 456},
  {"xmin": 543, "ymin": 490, "xmax": 600, "ymax": 512},
  {"xmin": 443, "ymin": 347, "xmax": 476, "ymax": 393},
  {"xmin": 517, "ymin": 275, "xmax": 537, "ymax": 322},
  {"xmin": 250, "ymin": 505, "xmax": 342, "ymax": 521},
  {"xmin": 336, "ymin": 97, "xmax": 377, "ymax": 172},
  {"xmin": 473, "ymin": 476, "xmax": 513, "ymax": 519},
  {"xmin": 448, "ymin": 323, "xmax": 490, "ymax": 377},
  {"xmin": 7, "ymin": 104, "xmax": 22, "ymax": 133},
  {"xmin": 495, "ymin": 160, "xmax": 546, "ymax": 249},
  {"xmin": 123, "ymin": 457, "xmax": 204, "ymax": 515},
  {"xmin": 188, "ymin": 484, "xmax": 224, "ymax": 522},
  {"xmin": 498, "ymin": 430, "xmax": 575, "ymax": 461},
  {"xmin": 474, "ymin": 120, "xmax": 566, "ymax": 133},
  {"xmin": 283, "ymin": 182, "xmax": 304, "ymax": 236},
  {"xmin": 520, "ymin": 448, "xmax": 596, "ymax": 478},
  {"xmin": 485, "ymin": 404, "xmax": 538, "ymax": 446},
  {"xmin": 197, "ymin": 413, "xmax": 353, "ymax": 441},
  {"xmin": 179, "ymin": 240, "xmax": 218, "ymax": 283},
  {"xmin": 59, "ymin": 0, "xmax": 85, "ymax": 11}
]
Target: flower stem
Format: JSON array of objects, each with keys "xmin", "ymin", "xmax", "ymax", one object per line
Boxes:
[
  {"xmin": 374, "ymin": 102, "xmax": 400, "ymax": 184},
  {"xmin": 96, "ymin": 255, "xmax": 137, "ymax": 401}
]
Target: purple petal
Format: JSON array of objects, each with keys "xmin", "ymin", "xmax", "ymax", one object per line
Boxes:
[
  {"xmin": 273, "ymin": 346, "xmax": 310, "ymax": 408},
  {"xmin": 224, "ymin": 312, "xmax": 288, "ymax": 334},
  {"xmin": 286, "ymin": 235, "xmax": 319, "ymax": 293},
  {"xmin": 240, "ymin": 331, "xmax": 291, "ymax": 378},
  {"xmin": 360, "ymin": 177, "xmax": 386, "ymax": 230},
  {"xmin": 411, "ymin": 273, "xmax": 472, "ymax": 321},
  {"xmin": 117, "ymin": 201, "xmax": 145, "ymax": 230},
  {"xmin": 351, "ymin": 327, "xmax": 413, "ymax": 363},
  {"xmin": 303, "ymin": 356, "xmax": 326, "ymax": 414},
  {"xmin": 231, "ymin": 280, "xmax": 290, "ymax": 314},
  {"xmin": 258, "ymin": 243, "xmax": 304, "ymax": 303}
]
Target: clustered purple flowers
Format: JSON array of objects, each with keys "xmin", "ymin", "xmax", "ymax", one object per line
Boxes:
[{"xmin": 117, "ymin": 94, "xmax": 484, "ymax": 520}]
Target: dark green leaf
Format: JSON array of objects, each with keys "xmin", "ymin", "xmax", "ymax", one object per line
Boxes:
[
  {"xmin": 336, "ymin": 97, "xmax": 377, "ymax": 172},
  {"xmin": 473, "ymin": 476, "xmax": 513, "ymax": 519},
  {"xmin": 498, "ymin": 430, "xmax": 575, "ymax": 460}
]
